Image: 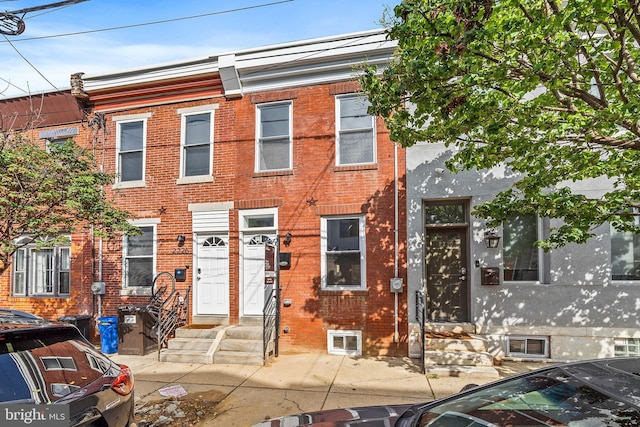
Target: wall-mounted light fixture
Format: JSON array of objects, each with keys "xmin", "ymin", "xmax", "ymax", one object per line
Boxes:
[
  {"xmin": 484, "ymin": 229, "xmax": 501, "ymax": 248},
  {"xmin": 176, "ymin": 235, "xmax": 186, "ymax": 243},
  {"xmin": 283, "ymin": 232, "xmax": 292, "ymax": 246}
]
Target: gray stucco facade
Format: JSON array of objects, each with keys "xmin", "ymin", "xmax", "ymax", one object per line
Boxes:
[{"xmin": 407, "ymin": 142, "xmax": 640, "ymax": 361}]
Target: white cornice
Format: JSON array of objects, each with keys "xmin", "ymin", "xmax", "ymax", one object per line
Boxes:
[{"xmin": 79, "ymin": 29, "xmax": 396, "ymax": 96}]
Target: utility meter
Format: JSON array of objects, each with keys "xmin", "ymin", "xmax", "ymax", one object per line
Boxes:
[
  {"xmin": 91, "ymin": 282, "xmax": 105, "ymax": 295},
  {"xmin": 390, "ymin": 278, "xmax": 403, "ymax": 293}
]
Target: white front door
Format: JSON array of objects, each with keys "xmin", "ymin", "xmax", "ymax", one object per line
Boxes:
[
  {"xmin": 242, "ymin": 234, "xmax": 276, "ymax": 316},
  {"xmin": 196, "ymin": 235, "xmax": 229, "ymax": 316}
]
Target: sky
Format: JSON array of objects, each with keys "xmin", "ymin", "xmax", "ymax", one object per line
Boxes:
[{"xmin": 0, "ymin": 0, "xmax": 397, "ymax": 98}]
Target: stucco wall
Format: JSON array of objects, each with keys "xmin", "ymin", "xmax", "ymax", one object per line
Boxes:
[{"xmin": 406, "ymin": 142, "xmax": 640, "ymax": 360}]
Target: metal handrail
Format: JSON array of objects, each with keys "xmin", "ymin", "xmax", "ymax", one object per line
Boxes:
[
  {"xmin": 416, "ymin": 290, "xmax": 426, "ymax": 374},
  {"xmin": 263, "ymin": 284, "xmax": 280, "ymax": 363}
]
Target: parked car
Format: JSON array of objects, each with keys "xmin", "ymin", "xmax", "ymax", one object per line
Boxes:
[
  {"xmin": 253, "ymin": 357, "xmax": 640, "ymax": 426},
  {"xmin": 0, "ymin": 309, "xmax": 137, "ymax": 427}
]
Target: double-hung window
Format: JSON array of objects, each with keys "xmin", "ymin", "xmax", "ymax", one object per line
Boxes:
[
  {"xmin": 114, "ymin": 114, "xmax": 150, "ymax": 184},
  {"xmin": 611, "ymin": 212, "xmax": 640, "ymax": 281},
  {"xmin": 503, "ymin": 214, "xmax": 545, "ymax": 282},
  {"xmin": 321, "ymin": 216, "xmax": 366, "ymax": 289},
  {"xmin": 179, "ymin": 104, "xmax": 217, "ymax": 179},
  {"xmin": 336, "ymin": 95, "xmax": 375, "ymax": 166},
  {"xmin": 12, "ymin": 237, "xmax": 71, "ymax": 297},
  {"xmin": 123, "ymin": 225, "xmax": 155, "ymax": 290},
  {"xmin": 256, "ymin": 102, "xmax": 292, "ymax": 171}
]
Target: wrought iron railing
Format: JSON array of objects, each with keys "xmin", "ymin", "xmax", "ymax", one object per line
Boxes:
[
  {"xmin": 415, "ymin": 289, "xmax": 426, "ymax": 374},
  {"xmin": 146, "ymin": 272, "xmax": 190, "ymax": 360},
  {"xmin": 263, "ymin": 284, "xmax": 280, "ymax": 364}
]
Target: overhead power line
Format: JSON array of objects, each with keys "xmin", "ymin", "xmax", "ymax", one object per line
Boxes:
[{"xmin": 1, "ymin": 0, "xmax": 295, "ymax": 43}]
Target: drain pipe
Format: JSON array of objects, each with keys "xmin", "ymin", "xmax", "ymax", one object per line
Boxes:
[{"xmin": 393, "ymin": 141, "xmax": 400, "ymax": 343}]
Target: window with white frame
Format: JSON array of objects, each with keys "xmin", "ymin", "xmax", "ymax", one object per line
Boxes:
[
  {"xmin": 12, "ymin": 237, "xmax": 71, "ymax": 297},
  {"xmin": 336, "ymin": 94, "xmax": 375, "ymax": 166},
  {"xmin": 614, "ymin": 338, "xmax": 640, "ymax": 356},
  {"xmin": 256, "ymin": 102, "xmax": 292, "ymax": 171},
  {"xmin": 328, "ymin": 330, "xmax": 362, "ymax": 356},
  {"xmin": 116, "ymin": 118, "xmax": 146, "ymax": 183},
  {"xmin": 322, "ymin": 216, "xmax": 366, "ymax": 289},
  {"xmin": 503, "ymin": 214, "xmax": 543, "ymax": 282},
  {"xmin": 180, "ymin": 106, "xmax": 216, "ymax": 178},
  {"xmin": 507, "ymin": 336, "xmax": 549, "ymax": 358},
  {"xmin": 40, "ymin": 127, "xmax": 78, "ymax": 153},
  {"xmin": 123, "ymin": 226, "xmax": 155, "ymax": 289},
  {"xmin": 610, "ymin": 213, "xmax": 640, "ymax": 281}
]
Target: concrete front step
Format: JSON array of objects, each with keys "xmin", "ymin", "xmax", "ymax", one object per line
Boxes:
[
  {"xmin": 425, "ymin": 336, "xmax": 488, "ymax": 352},
  {"xmin": 219, "ymin": 338, "xmax": 262, "ymax": 353},
  {"xmin": 425, "ymin": 365, "xmax": 500, "ymax": 379},
  {"xmin": 159, "ymin": 348, "xmax": 212, "ymax": 364},
  {"xmin": 167, "ymin": 337, "xmax": 213, "ymax": 351},
  {"xmin": 175, "ymin": 324, "xmax": 224, "ymax": 339},
  {"xmin": 213, "ymin": 350, "xmax": 263, "ymax": 365},
  {"xmin": 425, "ymin": 322, "xmax": 475, "ymax": 334},
  {"xmin": 225, "ymin": 325, "xmax": 263, "ymax": 340},
  {"xmin": 424, "ymin": 350, "xmax": 494, "ymax": 367}
]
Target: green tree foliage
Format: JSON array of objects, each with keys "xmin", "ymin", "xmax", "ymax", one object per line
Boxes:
[
  {"xmin": 0, "ymin": 135, "xmax": 138, "ymax": 273},
  {"xmin": 360, "ymin": 0, "xmax": 640, "ymax": 248}
]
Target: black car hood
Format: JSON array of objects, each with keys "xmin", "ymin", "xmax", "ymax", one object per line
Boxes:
[{"xmin": 254, "ymin": 404, "xmax": 413, "ymax": 427}]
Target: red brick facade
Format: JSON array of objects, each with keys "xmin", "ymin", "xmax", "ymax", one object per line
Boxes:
[{"xmin": 1, "ymin": 31, "xmax": 408, "ymax": 356}]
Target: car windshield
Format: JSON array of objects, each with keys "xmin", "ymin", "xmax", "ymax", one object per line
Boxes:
[{"xmin": 418, "ymin": 364, "xmax": 640, "ymax": 427}]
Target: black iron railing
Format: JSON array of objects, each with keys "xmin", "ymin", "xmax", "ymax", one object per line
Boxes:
[
  {"xmin": 263, "ymin": 284, "xmax": 280, "ymax": 364},
  {"xmin": 415, "ymin": 289, "xmax": 426, "ymax": 374}
]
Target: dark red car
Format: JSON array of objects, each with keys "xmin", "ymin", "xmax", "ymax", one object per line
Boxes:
[{"xmin": 0, "ymin": 309, "xmax": 137, "ymax": 427}]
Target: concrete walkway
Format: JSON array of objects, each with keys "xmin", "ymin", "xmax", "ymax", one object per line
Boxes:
[{"xmin": 110, "ymin": 352, "xmax": 543, "ymax": 427}]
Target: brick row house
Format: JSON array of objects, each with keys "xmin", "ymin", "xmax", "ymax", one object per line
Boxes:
[{"xmin": 1, "ymin": 30, "xmax": 408, "ymax": 357}]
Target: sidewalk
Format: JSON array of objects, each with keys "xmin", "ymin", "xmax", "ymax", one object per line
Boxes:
[{"xmin": 110, "ymin": 352, "xmax": 542, "ymax": 427}]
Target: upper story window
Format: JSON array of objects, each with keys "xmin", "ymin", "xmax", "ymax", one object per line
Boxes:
[
  {"xmin": 321, "ymin": 216, "xmax": 366, "ymax": 290},
  {"xmin": 179, "ymin": 104, "xmax": 218, "ymax": 179},
  {"xmin": 611, "ymin": 213, "xmax": 640, "ymax": 281},
  {"xmin": 113, "ymin": 113, "xmax": 151, "ymax": 186},
  {"xmin": 336, "ymin": 94, "xmax": 376, "ymax": 166},
  {"xmin": 503, "ymin": 214, "xmax": 545, "ymax": 282},
  {"xmin": 39, "ymin": 127, "xmax": 78, "ymax": 152},
  {"xmin": 12, "ymin": 236, "xmax": 71, "ymax": 297},
  {"xmin": 123, "ymin": 225, "xmax": 156, "ymax": 291},
  {"xmin": 256, "ymin": 102, "xmax": 292, "ymax": 172}
]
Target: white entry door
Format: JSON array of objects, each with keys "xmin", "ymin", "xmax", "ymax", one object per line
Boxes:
[
  {"xmin": 242, "ymin": 234, "xmax": 276, "ymax": 316},
  {"xmin": 196, "ymin": 235, "xmax": 229, "ymax": 315}
]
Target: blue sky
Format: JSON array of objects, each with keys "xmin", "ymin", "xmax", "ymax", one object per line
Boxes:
[{"xmin": 0, "ymin": 0, "xmax": 396, "ymax": 98}]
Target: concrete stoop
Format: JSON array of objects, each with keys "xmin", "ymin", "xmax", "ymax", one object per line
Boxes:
[
  {"xmin": 159, "ymin": 324, "xmax": 266, "ymax": 366},
  {"xmin": 423, "ymin": 322, "xmax": 499, "ymax": 379}
]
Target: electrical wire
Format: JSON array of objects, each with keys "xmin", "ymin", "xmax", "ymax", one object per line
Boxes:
[
  {"xmin": 2, "ymin": 33, "xmax": 59, "ymax": 94},
  {"xmin": 2, "ymin": 0, "xmax": 295, "ymax": 43}
]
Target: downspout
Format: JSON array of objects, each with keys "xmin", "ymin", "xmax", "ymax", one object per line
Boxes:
[{"xmin": 393, "ymin": 141, "xmax": 400, "ymax": 343}]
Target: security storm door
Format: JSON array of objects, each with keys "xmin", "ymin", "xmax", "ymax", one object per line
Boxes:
[
  {"xmin": 424, "ymin": 201, "xmax": 469, "ymax": 322},
  {"xmin": 196, "ymin": 235, "xmax": 229, "ymax": 316},
  {"xmin": 242, "ymin": 234, "xmax": 276, "ymax": 316}
]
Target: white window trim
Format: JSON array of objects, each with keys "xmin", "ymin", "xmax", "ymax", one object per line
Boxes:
[
  {"xmin": 506, "ymin": 336, "xmax": 549, "ymax": 358},
  {"xmin": 121, "ymin": 219, "xmax": 159, "ymax": 296},
  {"xmin": 12, "ymin": 236, "xmax": 71, "ymax": 297},
  {"xmin": 177, "ymin": 104, "xmax": 218, "ymax": 181},
  {"xmin": 610, "ymin": 212, "xmax": 640, "ymax": 284},
  {"xmin": 113, "ymin": 113, "xmax": 152, "ymax": 188},
  {"xmin": 327, "ymin": 330, "xmax": 362, "ymax": 356},
  {"xmin": 335, "ymin": 94, "xmax": 376, "ymax": 166},
  {"xmin": 614, "ymin": 337, "xmax": 640, "ymax": 357},
  {"xmin": 239, "ymin": 207, "xmax": 278, "ymax": 233},
  {"xmin": 255, "ymin": 101, "xmax": 293, "ymax": 172},
  {"xmin": 502, "ymin": 216, "xmax": 546, "ymax": 284},
  {"xmin": 321, "ymin": 215, "xmax": 367, "ymax": 290}
]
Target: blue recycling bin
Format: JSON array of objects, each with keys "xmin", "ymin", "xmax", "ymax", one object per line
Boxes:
[{"xmin": 97, "ymin": 316, "xmax": 118, "ymax": 354}]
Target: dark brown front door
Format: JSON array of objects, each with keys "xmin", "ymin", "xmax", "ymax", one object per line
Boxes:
[{"xmin": 424, "ymin": 201, "xmax": 469, "ymax": 322}]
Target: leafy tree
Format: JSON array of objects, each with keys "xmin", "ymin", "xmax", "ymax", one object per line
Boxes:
[
  {"xmin": 0, "ymin": 134, "xmax": 138, "ymax": 274},
  {"xmin": 360, "ymin": 0, "xmax": 640, "ymax": 249}
]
